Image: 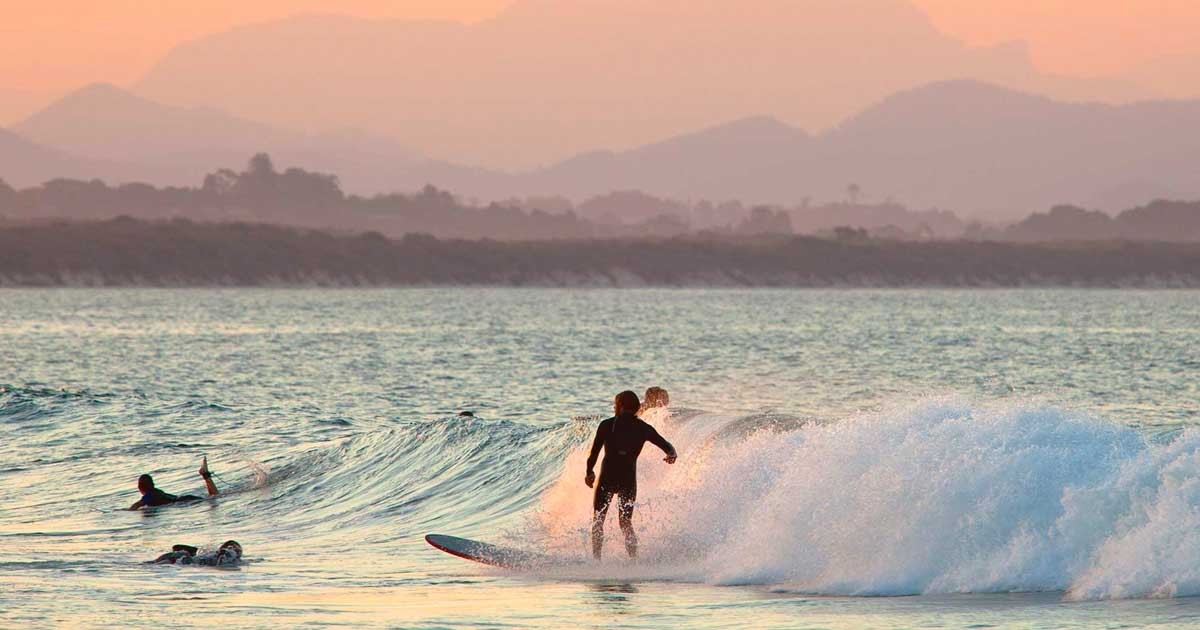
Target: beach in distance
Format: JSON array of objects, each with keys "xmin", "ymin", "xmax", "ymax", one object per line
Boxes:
[{"xmin": 4, "ymin": 288, "xmax": 1200, "ymax": 628}]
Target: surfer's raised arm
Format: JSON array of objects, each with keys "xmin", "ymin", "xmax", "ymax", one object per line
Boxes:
[{"xmin": 585, "ymin": 419, "xmax": 610, "ymax": 488}]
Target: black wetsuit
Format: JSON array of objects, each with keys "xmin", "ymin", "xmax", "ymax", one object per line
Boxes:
[
  {"xmin": 586, "ymin": 412, "xmax": 675, "ymax": 524},
  {"xmin": 153, "ymin": 544, "xmax": 241, "ymax": 566},
  {"xmin": 141, "ymin": 488, "xmax": 202, "ymax": 507}
]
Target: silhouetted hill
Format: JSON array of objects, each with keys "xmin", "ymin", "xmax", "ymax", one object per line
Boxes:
[
  {"xmin": 522, "ymin": 116, "xmax": 813, "ymax": 206},
  {"xmin": 819, "ymin": 81, "xmax": 1200, "ymax": 217},
  {"xmin": 15, "ymin": 83, "xmax": 296, "ymax": 162},
  {"xmin": 16, "ymin": 79, "xmax": 1199, "ymax": 219},
  {"xmin": 1005, "ymin": 200, "xmax": 1200, "ymax": 242},
  {"xmin": 1004, "ymin": 205, "xmax": 1117, "ymax": 242},
  {"xmin": 11, "ymin": 83, "xmax": 490, "ymax": 194},
  {"xmin": 463, "ymin": 81, "xmax": 1200, "ymax": 219},
  {"xmin": 0, "ymin": 127, "xmax": 117, "ymax": 188},
  {"xmin": 5, "ymin": 217, "xmax": 1200, "ymax": 288},
  {"xmin": 0, "ymin": 154, "xmax": 702, "ymax": 240},
  {"xmin": 133, "ymin": 2, "xmax": 1139, "ymax": 169},
  {"xmin": 1117, "ymin": 200, "xmax": 1200, "ymax": 241},
  {"xmin": 10, "ymin": 151, "xmax": 1200, "ymax": 243}
]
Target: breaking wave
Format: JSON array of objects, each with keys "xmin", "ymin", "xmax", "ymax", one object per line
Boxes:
[{"xmin": 528, "ymin": 402, "xmax": 1200, "ymax": 600}]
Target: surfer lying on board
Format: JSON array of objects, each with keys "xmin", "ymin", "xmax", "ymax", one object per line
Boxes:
[
  {"xmin": 128, "ymin": 457, "xmax": 220, "ymax": 510},
  {"xmin": 585, "ymin": 390, "xmax": 678, "ymax": 560},
  {"xmin": 152, "ymin": 540, "xmax": 243, "ymax": 566}
]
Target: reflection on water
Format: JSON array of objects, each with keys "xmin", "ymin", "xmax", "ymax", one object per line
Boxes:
[{"xmin": 588, "ymin": 582, "xmax": 640, "ymax": 614}]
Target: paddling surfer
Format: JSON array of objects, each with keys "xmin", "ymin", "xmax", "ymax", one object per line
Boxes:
[
  {"xmin": 585, "ymin": 390, "xmax": 677, "ymax": 560},
  {"xmin": 128, "ymin": 457, "xmax": 220, "ymax": 510},
  {"xmin": 152, "ymin": 540, "xmax": 243, "ymax": 566}
]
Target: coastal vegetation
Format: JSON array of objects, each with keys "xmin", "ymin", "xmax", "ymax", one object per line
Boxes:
[
  {"xmin": 4, "ymin": 217, "xmax": 1200, "ymax": 287},
  {"xmin": 4, "ymin": 154, "xmax": 1200, "ymax": 244}
]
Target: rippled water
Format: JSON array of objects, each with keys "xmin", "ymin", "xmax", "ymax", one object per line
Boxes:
[{"xmin": 3, "ymin": 289, "xmax": 1200, "ymax": 628}]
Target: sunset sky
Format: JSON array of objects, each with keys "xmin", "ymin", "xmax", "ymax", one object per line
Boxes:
[{"xmin": 3, "ymin": 0, "xmax": 1199, "ymax": 94}]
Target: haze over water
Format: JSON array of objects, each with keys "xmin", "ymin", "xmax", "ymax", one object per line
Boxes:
[{"xmin": 4, "ymin": 288, "xmax": 1200, "ymax": 628}]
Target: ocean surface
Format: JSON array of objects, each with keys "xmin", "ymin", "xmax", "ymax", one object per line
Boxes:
[{"xmin": 4, "ymin": 288, "xmax": 1200, "ymax": 628}]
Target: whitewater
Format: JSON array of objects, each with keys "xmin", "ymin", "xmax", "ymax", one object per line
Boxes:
[{"xmin": 4, "ymin": 288, "xmax": 1200, "ymax": 628}]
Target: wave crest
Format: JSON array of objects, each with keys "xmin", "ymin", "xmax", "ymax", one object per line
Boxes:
[{"xmin": 531, "ymin": 401, "xmax": 1200, "ymax": 599}]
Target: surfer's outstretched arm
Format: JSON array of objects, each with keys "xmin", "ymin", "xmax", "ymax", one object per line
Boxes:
[
  {"xmin": 646, "ymin": 426, "xmax": 678, "ymax": 464},
  {"xmin": 198, "ymin": 457, "xmax": 218, "ymax": 496},
  {"xmin": 585, "ymin": 420, "xmax": 610, "ymax": 488}
]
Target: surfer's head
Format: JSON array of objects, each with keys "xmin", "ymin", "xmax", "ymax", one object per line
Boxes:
[
  {"xmin": 615, "ymin": 390, "xmax": 640, "ymax": 415},
  {"xmin": 137, "ymin": 474, "xmax": 155, "ymax": 493},
  {"xmin": 643, "ymin": 387, "xmax": 670, "ymax": 409},
  {"xmin": 219, "ymin": 540, "xmax": 243, "ymax": 558}
]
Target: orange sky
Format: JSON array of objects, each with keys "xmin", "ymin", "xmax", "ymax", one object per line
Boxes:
[{"xmin": 2, "ymin": 0, "xmax": 1199, "ymax": 93}]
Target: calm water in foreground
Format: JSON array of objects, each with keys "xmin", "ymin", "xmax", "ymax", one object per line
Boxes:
[{"xmin": 3, "ymin": 289, "xmax": 1200, "ymax": 628}]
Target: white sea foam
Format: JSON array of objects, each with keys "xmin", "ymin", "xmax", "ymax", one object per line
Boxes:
[{"xmin": 533, "ymin": 400, "xmax": 1200, "ymax": 599}]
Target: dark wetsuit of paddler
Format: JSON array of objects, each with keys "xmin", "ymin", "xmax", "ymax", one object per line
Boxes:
[
  {"xmin": 585, "ymin": 390, "xmax": 677, "ymax": 560},
  {"xmin": 140, "ymin": 486, "xmax": 201, "ymax": 506},
  {"xmin": 152, "ymin": 541, "xmax": 243, "ymax": 566},
  {"xmin": 128, "ymin": 457, "xmax": 221, "ymax": 510}
]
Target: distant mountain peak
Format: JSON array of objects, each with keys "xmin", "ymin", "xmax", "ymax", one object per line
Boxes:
[
  {"xmin": 633, "ymin": 115, "xmax": 809, "ymax": 155},
  {"xmin": 31, "ymin": 82, "xmax": 140, "ymax": 110},
  {"xmin": 700, "ymin": 115, "xmax": 806, "ymax": 136},
  {"xmin": 70, "ymin": 82, "xmax": 132, "ymax": 98},
  {"xmin": 17, "ymin": 82, "xmax": 170, "ymax": 130},
  {"xmin": 12, "ymin": 81, "xmax": 306, "ymax": 168},
  {"xmin": 865, "ymin": 79, "xmax": 1053, "ymax": 112},
  {"xmin": 830, "ymin": 79, "xmax": 1062, "ymax": 136}
]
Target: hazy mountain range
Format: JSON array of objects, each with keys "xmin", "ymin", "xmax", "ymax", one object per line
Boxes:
[
  {"xmin": 131, "ymin": 1, "xmax": 1144, "ymax": 169},
  {"xmin": 0, "ymin": 127, "xmax": 111, "ymax": 186},
  {"xmin": 8, "ymin": 83, "xmax": 494, "ymax": 194},
  {"xmin": 3, "ymin": 79, "xmax": 1199, "ymax": 220},
  {"xmin": 495, "ymin": 80, "xmax": 1200, "ymax": 217}
]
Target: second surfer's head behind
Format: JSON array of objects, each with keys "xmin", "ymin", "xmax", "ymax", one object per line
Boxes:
[{"xmin": 642, "ymin": 387, "xmax": 670, "ymax": 410}]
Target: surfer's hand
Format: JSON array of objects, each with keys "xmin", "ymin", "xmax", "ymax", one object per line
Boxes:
[
  {"xmin": 198, "ymin": 456, "xmax": 209, "ymax": 477},
  {"xmin": 585, "ymin": 471, "xmax": 595, "ymax": 488},
  {"xmin": 664, "ymin": 453, "xmax": 677, "ymax": 464}
]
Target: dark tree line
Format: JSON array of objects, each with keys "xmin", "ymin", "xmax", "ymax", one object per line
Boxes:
[
  {"xmin": 4, "ymin": 153, "xmax": 1200, "ymax": 242},
  {"xmin": 1001, "ymin": 202, "xmax": 1200, "ymax": 242},
  {"xmin": 0, "ymin": 154, "xmax": 782, "ymax": 240},
  {"xmin": 4, "ymin": 217, "xmax": 1200, "ymax": 287}
]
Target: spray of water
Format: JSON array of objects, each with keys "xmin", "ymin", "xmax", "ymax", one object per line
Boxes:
[{"xmin": 528, "ymin": 400, "xmax": 1200, "ymax": 600}]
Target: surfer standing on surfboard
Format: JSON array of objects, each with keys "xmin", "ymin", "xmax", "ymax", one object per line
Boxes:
[{"xmin": 585, "ymin": 390, "xmax": 678, "ymax": 560}]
